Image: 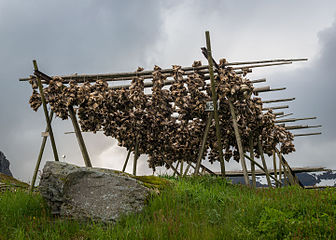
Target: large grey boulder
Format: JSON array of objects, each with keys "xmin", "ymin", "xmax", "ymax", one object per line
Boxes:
[
  {"xmin": 0, "ymin": 151, "xmax": 12, "ymax": 177},
  {"xmin": 39, "ymin": 161, "xmax": 151, "ymax": 223}
]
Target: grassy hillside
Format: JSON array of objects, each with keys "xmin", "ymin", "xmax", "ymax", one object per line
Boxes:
[
  {"xmin": 0, "ymin": 172, "xmax": 29, "ymax": 189},
  {"xmin": 0, "ymin": 176, "xmax": 335, "ymax": 239}
]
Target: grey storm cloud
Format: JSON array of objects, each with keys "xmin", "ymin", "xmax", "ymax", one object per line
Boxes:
[
  {"xmin": 0, "ymin": 0, "xmax": 165, "ymax": 181},
  {"xmin": 0, "ymin": 0, "xmax": 336, "ymax": 181},
  {"xmin": 263, "ymin": 19, "xmax": 336, "ymax": 169}
]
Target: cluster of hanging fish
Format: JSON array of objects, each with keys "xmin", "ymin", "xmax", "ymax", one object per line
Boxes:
[{"xmin": 28, "ymin": 60, "xmax": 295, "ymax": 170}]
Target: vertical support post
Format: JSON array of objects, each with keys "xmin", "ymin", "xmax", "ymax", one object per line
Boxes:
[
  {"xmin": 281, "ymin": 151, "xmax": 303, "ymax": 187},
  {"xmin": 205, "ymin": 31, "xmax": 226, "ymax": 177},
  {"xmin": 68, "ymin": 105, "xmax": 92, "ymax": 167},
  {"xmin": 278, "ymin": 154, "xmax": 282, "ymax": 187},
  {"xmin": 249, "ymin": 136, "xmax": 256, "ymax": 188},
  {"xmin": 228, "ymin": 99, "xmax": 249, "ymax": 186},
  {"xmin": 273, "ymin": 150, "xmax": 278, "ymax": 187},
  {"xmin": 276, "ymin": 150, "xmax": 296, "ymax": 186},
  {"xmin": 33, "ymin": 60, "xmax": 59, "ymax": 162},
  {"xmin": 194, "ymin": 112, "xmax": 214, "ymax": 175},
  {"xmin": 173, "ymin": 161, "xmax": 180, "ymax": 177},
  {"xmin": 183, "ymin": 162, "xmax": 192, "ymax": 176},
  {"xmin": 257, "ymin": 137, "xmax": 272, "ymax": 187},
  {"xmin": 180, "ymin": 160, "xmax": 184, "ymax": 176},
  {"xmin": 133, "ymin": 136, "xmax": 140, "ymax": 176},
  {"xmin": 30, "ymin": 110, "xmax": 54, "ymax": 192},
  {"xmin": 285, "ymin": 165, "xmax": 295, "ymax": 185},
  {"xmin": 122, "ymin": 147, "xmax": 132, "ymax": 172},
  {"xmin": 167, "ymin": 161, "xmax": 180, "ymax": 176},
  {"xmin": 282, "ymin": 164, "xmax": 289, "ymax": 186}
]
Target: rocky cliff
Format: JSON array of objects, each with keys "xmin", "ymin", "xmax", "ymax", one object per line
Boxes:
[{"xmin": 0, "ymin": 151, "xmax": 13, "ymax": 177}]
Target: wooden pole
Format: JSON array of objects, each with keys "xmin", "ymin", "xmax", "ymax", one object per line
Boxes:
[
  {"xmin": 285, "ymin": 125, "xmax": 321, "ymax": 130},
  {"xmin": 205, "ymin": 31, "xmax": 226, "ymax": 177},
  {"xmin": 226, "ymin": 58, "xmax": 307, "ymax": 66},
  {"xmin": 278, "ymin": 154, "xmax": 282, "ymax": 187},
  {"xmin": 253, "ymin": 86, "xmax": 270, "ymax": 92},
  {"xmin": 183, "ymin": 162, "xmax": 192, "ymax": 176},
  {"xmin": 244, "ymin": 154, "xmax": 282, "ymax": 186},
  {"xmin": 231, "ymin": 61, "xmax": 292, "ymax": 70},
  {"xmin": 200, "ymin": 164, "xmax": 217, "ymax": 175},
  {"xmin": 251, "ymin": 78, "xmax": 266, "ymax": 83},
  {"xmin": 274, "ymin": 112, "xmax": 285, "ymax": 116},
  {"xmin": 29, "ymin": 110, "xmax": 54, "ymax": 192},
  {"xmin": 262, "ymin": 105, "xmax": 289, "ymax": 111},
  {"xmin": 254, "ymin": 87, "xmax": 286, "ymax": 94},
  {"xmin": 180, "ymin": 160, "xmax": 184, "ymax": 176},
  {"xmin": 20, "ymin": 58, "xmax": 307, "ymax": 83},
  {"xmin": 262, "ymin": 98, "xmax": 295, "ymax": 104},
  {"xmin": 276, "ymin": 113, "xmax": 293, "ymax": 119},
  {"xmin": 272, "ymin": 151, "xmax": 278, "ymax": 187},
  {"xmin": 282, "ymin": 164, "xmax": 290, "ymax": 186},
  {"xmin": 33, "ymin": 60, "xmax": 59, "ymax": 162},
  {"xmin": 275, "ymin": 150, "xmax": 293, "ymax": 185},
  {"xmin": 133, "ymin": 136, "xmax": 140, "ymax": 176},
  {"xmin": 173, "ymin": 161, "xmax": 180, "ymax": 177},
  {"xmin": 257, "ymin": 137, "xmax": 272, "ymax": 187},
  {"xmin": 249, "ymin": 136, "xmax": 256, "ymax": 188},
  {"xmin": 275, "ymin": 117, "xmax": 317, "ymax": 123},
  {"xmin": 275, "ymin": 149, "xmax": 304, "ymax": 187},
  {"xmin": 167, "ymin": 161, "xmax": 180, "ymax": 176},
  {"xmin": 294, "ymin": 132, "xmax": 322, "ymax": 137},
  {"xmin": 68, "ymin": 105, "xmax": 92, "ymax": 167},
  {"xmin": 228, "ymin": 99, "xmax": 249, "ymax": 185},
  {"xmin": 122, "ymin": 147, "xmax": 132, "ymax": 172},
  {"xmin": 194, "ymin": 112, "xmax": 213, "ymax": 175}
]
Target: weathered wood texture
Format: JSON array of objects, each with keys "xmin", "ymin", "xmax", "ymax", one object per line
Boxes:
[
  {"xmin": 30, "ymin": 110, "xmax": 54, "ymax": 192},
  {"xmin": 33, "ymin": 60, "xmax": 59, "ymax": 162},
  {"xmin": 228, "ymin": 99, "xmax": 249, "ymax": 185},
  {"xmin": 68, "ymin": 105, "xmax": 92, "ymax": 167},
  {"xmin": 205, "ymin": 31, "xmax": 225, "ymax": 177}
]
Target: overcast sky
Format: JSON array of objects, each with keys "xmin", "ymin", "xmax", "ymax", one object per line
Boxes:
[{"xmin": 0, "ymin": 0, "xmax": 336, "ymax": 182}]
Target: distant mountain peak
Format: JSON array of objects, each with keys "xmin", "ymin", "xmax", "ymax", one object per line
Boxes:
[{"xmin": 0, "ymin": 151, "xmax": 13, "ymax": 177}]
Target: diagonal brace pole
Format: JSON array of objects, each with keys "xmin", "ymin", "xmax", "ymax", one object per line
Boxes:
[
  {"xmin": 194, "ymin": 112, "xmax": 214, "ymax": 175},
  {"xmin": 33, "ymin": 60, "xmax": 59, "ymax": 162},
  {"xmin": 29, "ymin": 110, "xmax": 54, "ymax": 192},
  {"xmin": 68, "ymin": 105, "xmax": 92, "ymax": 167}
]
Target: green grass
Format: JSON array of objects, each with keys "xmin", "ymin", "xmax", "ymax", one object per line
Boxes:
[{"xmin": 0, "ymin": 176, "xmax": 335, "ymax": 239}]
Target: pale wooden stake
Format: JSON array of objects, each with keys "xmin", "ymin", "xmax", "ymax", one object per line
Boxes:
[
  {"xmin": 273, "ymin": 151, "xmax": 278, "ymax": 187},
  {"xmin": 194, "ymin": 112, "xmax": 214, "ymax": 175},
  {"xmin": 275, "ymin": 149, "xmax": 304, "ymax": 188},
  {"xmin": 244, "ymin": 154, "xmax": 282, "ymax": 186},
  {"xmin": 68, "ymin": 105, "xmax": 92, "ymax": 167},
  {"xmin": 283, "ymin": 164, "xmax": 290, "ymax": 186},
  {"xmin": 183, "ymin": 162, "xmax": 192, "ymax": 176},
  {"xmin": 228, "ymin": 99, "xmax": 249, "ymax": 186},
  {"xmin": 257, "ymin": 137, "xmax": 272, "ymax": 187},
  {"xmin": 173, "ymin": 161, "xmax": 180, "ymax": 177},
  {"xmin": 205, "ymin": 31, "xmax": 226, "ymax": 177},
  {"xmin": 30, "ymin": 110, "xmax": 54, "ymax": 192},
  {"xmin": 122, "ymin": 147, "xmax": 132, "ymax": 172},
  {"xmin": 180, "ymin": 160, "xmax": 184, "ymax": 176},
  {"xmin": 133, "ymin": 136, "xmax": 140, "ymax": 176},
  {"xmin": 167, "ymin": 161, "xmax": 181, "ymax": 176},
  {"xmin": 279, "ymin": 155, "xmax": 282, "ymax": 187},
  {"xmin": 33, "ymin": 60, "xmax": 59, "ymax": 162},
  {"xmin": 249, "ymin": 136, "xmax": 256, "ymax": 188}
]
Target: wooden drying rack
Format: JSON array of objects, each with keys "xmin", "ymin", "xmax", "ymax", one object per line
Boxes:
[{"xmin": 21, "ymin": 31, "xmax": 321, "ymax": 191}]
